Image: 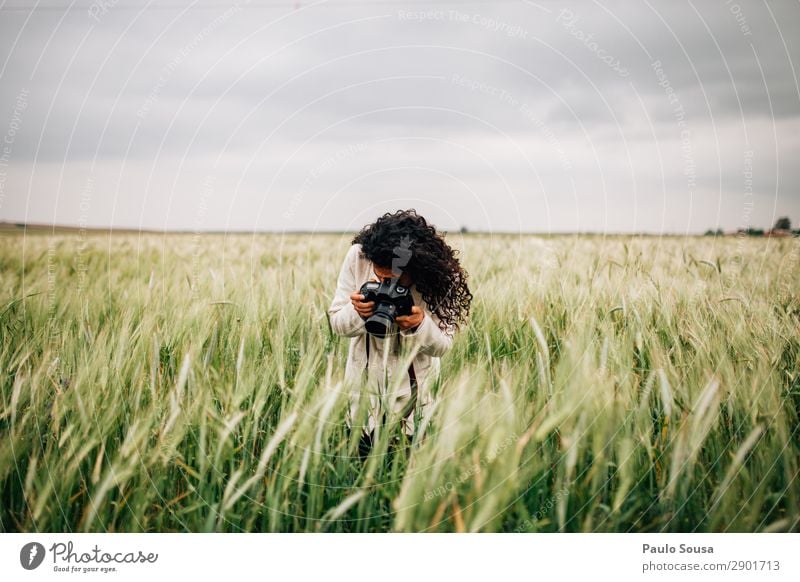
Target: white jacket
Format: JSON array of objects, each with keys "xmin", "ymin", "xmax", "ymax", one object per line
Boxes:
[{"xmin": 328, "ymin": 243, "xmax": 456, "ymax": 436}]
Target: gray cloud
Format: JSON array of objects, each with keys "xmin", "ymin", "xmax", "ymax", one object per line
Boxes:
[{"xmin": 0, "ymin": 0, "xmax": 798, "ymax": 233}]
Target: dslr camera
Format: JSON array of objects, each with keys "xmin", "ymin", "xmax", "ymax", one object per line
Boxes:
[{"xmin": 359, "ymin": 278, "xmax": 414, "ymax": 338}]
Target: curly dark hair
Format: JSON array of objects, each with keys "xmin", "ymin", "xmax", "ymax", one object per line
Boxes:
[{"xmin": 352, "ymin": 209, "xmax": 472, "ymax": 331}]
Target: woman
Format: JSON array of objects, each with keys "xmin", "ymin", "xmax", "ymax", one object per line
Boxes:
[{"xmin": 327, "ymin": 209, "xmax": 472, "ymax": 459}]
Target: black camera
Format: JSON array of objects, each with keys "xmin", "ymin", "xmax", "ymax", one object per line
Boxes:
[{"xmin": 359, "ymin": 278, "xmax": 414, "ymax": 338}]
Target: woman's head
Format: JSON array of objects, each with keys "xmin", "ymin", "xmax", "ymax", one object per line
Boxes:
[{"xmin": 352, "ymin": 209, "xmax": 472, "ymax": 330}]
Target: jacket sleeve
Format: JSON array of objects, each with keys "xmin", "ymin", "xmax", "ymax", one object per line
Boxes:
[
  {"xmin": 399, "ymin": 306, "xmax": 455, "ymax": 358},
  {"xmin": 328, "ymin": 244, "xmax": 366, "ymax": 338}
]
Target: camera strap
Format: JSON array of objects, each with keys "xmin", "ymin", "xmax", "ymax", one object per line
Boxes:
[{"xmin": 401, "ymin": 360, "xmax": 418, "ymax": 423}]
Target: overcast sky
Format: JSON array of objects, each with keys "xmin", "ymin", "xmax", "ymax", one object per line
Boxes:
[{"xmin": 0, "ymin": 0, "xmax": 798, "ymax": 233}]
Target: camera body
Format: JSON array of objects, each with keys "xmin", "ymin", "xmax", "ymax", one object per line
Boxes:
[{"xmin": 359, "ymin": 278, "xmax": 414, "ymax": 338}]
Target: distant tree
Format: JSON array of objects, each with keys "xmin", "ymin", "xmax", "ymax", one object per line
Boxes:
[
  {"xmin": 704, "ymin": 228, "xmax": 723, "ymax": 236},
  {"xmin": 774, "ymin": 216, "xmax": 791, "ymax": 231},
  {"xmin": 746, "ymin": 228, "xmax": 765, "ymax": 236},
  {"xmin": 460, "ymin": 226, "xmax": 469, "ymax": 234}
]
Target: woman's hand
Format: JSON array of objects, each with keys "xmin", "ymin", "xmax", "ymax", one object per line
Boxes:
[
  {"xmin": 396, "ymin": 306, "xmax": 425, "ymax": 331},
  {"xmin": 350, "ymin": 291, "xmax": 375, "ymax": 320}
]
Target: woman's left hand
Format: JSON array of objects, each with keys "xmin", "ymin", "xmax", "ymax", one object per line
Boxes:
[{"xmin": 396, "ymin": 306, "xmax": 424, "ymax": 331}]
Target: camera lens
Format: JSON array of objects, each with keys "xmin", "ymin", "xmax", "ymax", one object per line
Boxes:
[{"xmin": 365, "ymin": 312, "xmax": 393, "ymax": 338}]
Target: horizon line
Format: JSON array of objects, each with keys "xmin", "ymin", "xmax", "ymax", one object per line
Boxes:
[{"xmin": 0, "ymin": 220, "xmax": 794, "ymax": 237}]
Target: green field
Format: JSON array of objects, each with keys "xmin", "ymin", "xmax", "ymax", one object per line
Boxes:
[{"xmin": 1, "ymin": 231, "xmax": 798, "ymax": 532}]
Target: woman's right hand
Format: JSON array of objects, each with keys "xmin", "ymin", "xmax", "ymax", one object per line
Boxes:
[{"xmin": 350, "ymin": 291, "xmax": 375, "ymax": 320}]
